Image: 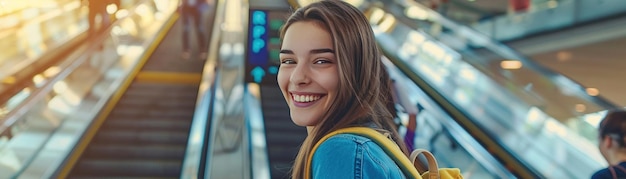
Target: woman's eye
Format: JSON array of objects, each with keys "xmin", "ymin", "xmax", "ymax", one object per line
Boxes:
[
  {"xmin": 314, "ymin": 58, "xmax": 332, "ymax": 64},
  {"xmin": 281, "ymin": 59, "xmax": 295, "ymax": 64}
]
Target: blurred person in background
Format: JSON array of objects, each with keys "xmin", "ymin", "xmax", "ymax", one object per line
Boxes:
[
  {"xmin": 592, "ymin": 110, "xmax": 626, "ymax": 179},
  {"xmin": 387, "ymin": 75, "xmax": 419, "ymax": 150},
  {"xmin": 509, "ymin": 0, "xmax": 530, "ymax": 13},
  {"xmin": 428, "ymin": 0, "xmax": 449, "ymax": 16},
  {"xmin": 85, "ymin": 0, "xmax": 120, "ymax": 36},
  {"xmin": 180, "ymin": 0, "xmax": 211, "ymax": 60},
  {"xmin": 382, "ymin": 61, "xmax": 420, "ymax": 151}
]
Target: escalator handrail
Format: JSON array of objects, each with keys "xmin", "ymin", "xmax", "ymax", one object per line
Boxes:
[
  {"xmin": 245, "ymin": 83, "xmax": 272, "ymax": 179},
  {"xmin": 378, "ymin": 35, "xmax": 542, "ymax": 179},
  {"xmin": 0, "ymin": 0, "xmax": 164, "ymax": 146},
  {"xmin": 0, "ymin": 0, "xmax": 84, "ymax": 82},
  {"xmin": 0, "ymin": 23, "xmax": 111, "ymax": 139},
  {"xmin": 179, "ymin": 0, "xmax": 225, "ymax": 178},
  {"xmin": 382, "ymin": 58, "xmax": 517, "ymax": 179},
  {"xmin": 3, "ymin": 0, "xmax": 175, "ymax": 177}
]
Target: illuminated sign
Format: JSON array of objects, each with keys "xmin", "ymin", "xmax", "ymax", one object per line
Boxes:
[{"xmin": 246, "ymin": 9, "xmax": 287, "ymax": 84}]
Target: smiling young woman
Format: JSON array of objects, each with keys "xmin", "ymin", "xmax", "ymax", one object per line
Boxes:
[{"xmin": 277, "ymin": 1, "xmax": 409, "ymax": 178}]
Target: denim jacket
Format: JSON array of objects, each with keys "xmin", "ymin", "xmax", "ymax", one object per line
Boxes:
[{"xmin": 312, "ymin": 133, "xmax": 407, "ymax": 179}]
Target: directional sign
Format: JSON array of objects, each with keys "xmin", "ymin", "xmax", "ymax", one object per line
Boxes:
[{"xmin": 245, "ymin": 9, "xmax": 288, "ymax": 84}]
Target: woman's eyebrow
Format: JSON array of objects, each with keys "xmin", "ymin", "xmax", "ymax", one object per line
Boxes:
[
  {"xmin": 279, "ymin": 49, "xmax": 294, "ymax": 54},
  {"xmin": 310, "ymin": 48, "xmax": 335, "ymax": 54},
  {"xmin": 279, "ymin": 49, "xmax": 335, "ymax": 54}
]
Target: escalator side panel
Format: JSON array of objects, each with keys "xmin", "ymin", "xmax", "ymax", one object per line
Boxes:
[
  {"xmin": 260, "ymin": 85, "xmax": 307, "ymax": 179},
  {"xmin": 66, "ymin": 14, "xmax": 208, "ymax": 178}
]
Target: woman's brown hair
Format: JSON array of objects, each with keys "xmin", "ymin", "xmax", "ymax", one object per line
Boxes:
[
  {"xmin": 599, "ymin": 110, "xmax": 626, "ymax": 147},
  {"xmin": 279, "ymin": 1, "xmax": 408, "ymax": 178}
]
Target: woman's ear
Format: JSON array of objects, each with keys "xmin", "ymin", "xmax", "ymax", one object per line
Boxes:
[{"xmin": 603, "ymin": 135, "xmax": 615, "ymax": 149}]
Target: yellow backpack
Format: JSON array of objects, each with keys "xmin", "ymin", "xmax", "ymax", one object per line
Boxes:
[{"xmin": 306, "ymin": 127, "xmax": 463, "ymax": 179}]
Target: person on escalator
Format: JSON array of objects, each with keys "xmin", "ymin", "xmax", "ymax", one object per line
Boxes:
[
  {"xmin": 388, "ymin": 76, "xmax": 420, "ymax": 151},
  {"xmin": 179, "ymin": 0, "xmax": 210, "ymax": 60},
  {"xmin": 592, "ymin": 110, "xmax": 626, "ymax": 179},
  {"xmin": 277, "ymin": 1, "xmax": 411, "ymax": 178},
  {"xmin": 85, "ymin": 0, "xmax": 112, "ymax": 36}
]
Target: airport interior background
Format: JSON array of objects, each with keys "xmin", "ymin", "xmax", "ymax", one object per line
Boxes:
[{"xmin": 0, "ymin": 0, "xmax": 625, "ymax": 178}]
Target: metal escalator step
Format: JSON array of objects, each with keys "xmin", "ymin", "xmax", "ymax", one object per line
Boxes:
[
  {"xmin": 81, "ymin": 143, "xmax": 185, "ymax": 160},
  {"xmin": 265, "ymin": 120, "xmax": 306, "ymax": 134},
  {"xmin": 109, "ymin": 107, "xmax": 195, "ymax": 118},
  {"xmin": 121, "ymin": 91, "xmax": 198, "ymax": 99},
  {"xmin": 262, "ymin": 110, "xmax": 290, "ymax": 119},
  {"xmin": 68, "ymin": 177, "xmax": 176, "ymax": 179},
  {"xmin": 122, "ymin": 85, "xmax": 198, "ymax": 99},
  {"xmin": 264, "ymin": 132, "xmax": 306, "ymax": 146},
  {"xmin": 115, "ymin": 98, "xmax": 197, "ymax": 109},
  {"xmin": 267, "ymin": 146, "xmax": 300, "ymax": 162},
  {"xmin": 91, "ymin": 130, "xmax": 189, "ymax": 145},
  {"xmin": 101, "ymin": 118, "xmax": 191, "ymax": 131},
  {"xmin": 259, "ymin": 85, "xmax": 306, "ymax": 179},
  {"xmin": 270, "ymin": 162, "xmax": 293, "ymax": 179},
  {"xmin": 260, "ymin": 101, "xmax": 288, "ymax": 110},
  {"xmin": 128, "ymin": 82, "xmax": 199, "ymax": 90},
  {"xmin": 70, "ymin": 159, "xmax": 181, "ymax": 177}
]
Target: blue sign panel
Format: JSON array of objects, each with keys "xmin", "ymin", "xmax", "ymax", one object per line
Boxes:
[{"xmin": 246, "ymin": 9, "xmax": 287, "ymax": 84}]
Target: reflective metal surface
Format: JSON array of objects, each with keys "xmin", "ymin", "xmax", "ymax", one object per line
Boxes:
[
  {"xmin": 0, "ymin": 0, "xmax": 178, "ymax": 177},
  {"xmin": 384, "ymin": 58, "xmax": 516, "ymax": 179},
  {"xmin": 472, "ymin": 0, "xmax": 626, "ymax": 41},
  {"xmin": 203, "ymin": 0, "xmax": 252, "ymax": 178},
  {"xmin": 366, "ymin": 0, "xmax": 619, "ymax": 178}
]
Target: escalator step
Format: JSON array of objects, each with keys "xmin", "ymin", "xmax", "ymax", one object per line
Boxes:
[
  {"xmin": 264, "ymin": 132, "xmax": 306, "ymax": 146},
  {"xmin": 267, "ymin": 146, "xmax": 300, "ymax": 162},
  {"xmin": 260, "ymin": 101, "xmax": 289, "ymax": 109},
  {"xmin": 91, "ymin": 130, "xmax": 189, "ymax": 145},
  {"xmin": 100, "ymin": 118, "xmax": 191, "ymax": 131},
  {"xmin": 262, "ymin": 110, "xmax": 291, "ymax": 119},
  {"xmin": 70, "ymin": 159, "xmax": 181, "ymax": 177},
  {"xmin": 81, "ymin": 144, "xmax": 185, "ymax": 160},
  {"xmin": 109, "ymin": 107, "xmax": 194, "ymax": 118},
  {"xmin": 270, "ymin": 162, "xmax": 293, "ymax": 179},
  {"xmin": 260, "ymin": 85, "xmax": 307, "ymax": 179}
]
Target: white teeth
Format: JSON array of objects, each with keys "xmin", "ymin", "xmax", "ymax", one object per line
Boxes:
[{"xmin": 293, "ymin": 94, "xmax": 322, "ymax": 103}]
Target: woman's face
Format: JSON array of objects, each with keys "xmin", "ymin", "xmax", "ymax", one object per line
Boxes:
[{"xmin": 278, "ymin": 21, "xmax": 339, "ymax": 127}]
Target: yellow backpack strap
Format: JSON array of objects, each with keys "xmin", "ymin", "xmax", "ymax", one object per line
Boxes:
[
  {"xmin": 305, "ymin": 127, "xmax": 421, "ymax": 179},
  {"xmin": 410, "ymin": 149, "xmax": 439, "ymax": 179}
]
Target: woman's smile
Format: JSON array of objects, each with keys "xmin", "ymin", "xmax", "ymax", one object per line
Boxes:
[{"xmin": 291, "ymin": 92, "xmax": 326, "ymax": 107}]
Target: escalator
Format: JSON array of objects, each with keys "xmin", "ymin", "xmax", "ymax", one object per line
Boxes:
[
  {"xmin": 67, "ymin": 82, "xmax": 197, "ymax": 178},
  {"xmin": 359, "ymin": 0, "xmax": 621, "ymax": 178},
  {"xmin": 63, "ymin": 16, "xmax": 207, "ymax": 178},
  {"xmin": 260, "ymin": 85, "xmax": 307, "ymax": 179}
]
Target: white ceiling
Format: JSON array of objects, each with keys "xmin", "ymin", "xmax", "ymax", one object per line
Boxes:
[{"xmin": 531, "ymin": 37, "xmax": 626, "ymax": 107}]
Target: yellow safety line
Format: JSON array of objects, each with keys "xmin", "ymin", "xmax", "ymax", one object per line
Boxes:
[
  {"xmin": 135, "ymin": 71, "xmax": 202, "ymax": 84},
  {"xmin": 56, "ymin": 12, "xmax": 180, "ymax": 178}
]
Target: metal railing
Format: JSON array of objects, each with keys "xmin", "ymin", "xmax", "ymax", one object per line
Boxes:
[{"xmin": 0, "ymin": 0, "xmax": 180, "ymax": 177}]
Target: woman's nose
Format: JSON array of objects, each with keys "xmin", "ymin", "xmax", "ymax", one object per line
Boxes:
[{"xmin": 290, "ymin": 64, "xmax": 311, "ymax": 85}]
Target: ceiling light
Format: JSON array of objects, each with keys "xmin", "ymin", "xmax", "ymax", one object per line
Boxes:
[
  {"xmin": 43, "ymin": 66, "xmax": 61, "ymax": 78},
  {"xmin": 557, "ymin": 51, "xmax": 571, "ymax": 62},
  {"xmin": 576, "ymin": 104, "xmax": 586, "ymax": 113},
  {"xmin": 500, "ymin": 60, "xmax": 522, "ymax": 70},
  {"xmin": 405, "ymin": 5, "xmax": 428, "ymax": 20},
  {"xmin": 586, "ymin": 88, "xmax": 600, "ymax": 96}
]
